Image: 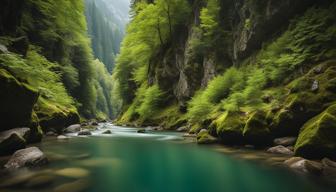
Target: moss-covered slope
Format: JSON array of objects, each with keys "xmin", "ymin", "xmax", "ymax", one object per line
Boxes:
[{"xmin": 115, "ymin": 0, "xmax": 336, "ymax": 159}]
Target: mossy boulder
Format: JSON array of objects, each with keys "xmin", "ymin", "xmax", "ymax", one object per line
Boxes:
[
  {"xmin": 272, "ymin": 62, "xmax": 336, "ymax": 137},
  {"xmin": 29, "ymin": 111, "xmax": 43, "ymax": 142},
  {"xmin": 213, "ymin": 111, "xmax": 245, "ymax": 144},
  {"xmin": 0, "ymin": 68, "xmax": 39, "ymax": 132},
  {"xmin": 35, "ymin": 98, "xmax": 80, "ymax": 133},
  {"xmin": 295, "ymin": 105, "xmax": 336, "ymax": 159},
  {"xmin": 197, "ymin": 129, "xmax": 218, "ymax": 144},
  {"xmin": 243, "ymin": 110, "xmax": 271, "ymax": 146}
]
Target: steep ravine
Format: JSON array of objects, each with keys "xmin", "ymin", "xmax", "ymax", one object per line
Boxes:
[
  {"xmin": 114, "ymin": 0, "xmax": 336, "ymax": 161},
  {"xmin": 0, "ymin": 0, "xmax": 336, "ymax": 191}
]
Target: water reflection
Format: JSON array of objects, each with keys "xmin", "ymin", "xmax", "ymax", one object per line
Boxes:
[{"xmin": 0, "ymin": 124, "xmax": 334, "ymax": 192}]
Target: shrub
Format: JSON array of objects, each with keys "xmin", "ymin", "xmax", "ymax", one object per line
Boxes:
[
  {"xmin": 187, "ymin": 91, "xmax": 214, "ymax": 124},
  {"xmin": 136, "ymin": 84, "xmax": 165, "ymax": 120},
  {"xmin": 204, "ymin": 67, "xmax": 244, "ymax": 103}
]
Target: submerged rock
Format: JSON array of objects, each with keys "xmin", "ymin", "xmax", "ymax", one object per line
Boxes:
[
  {"xmin": 64, "ymin": 124, "xmax": 81, "ymax": 133},
  {"xmin": 24, "ymin": 174, "xmax": 55, "ymax": 188},
  {"xmin": 57, "ymin": 135, "xmax": 68, "ymax": 140},
  {"xmin": 77, "ymin": 130, "xmax": 92, "ymax": 136},
  {"xmin": 55, "ymin": 167, "xmax": 90, "ymax": 179},
  {"xmin": 197, "ymin": 129, "xmax": 218, "ymax": 144},
  {"xmin": 284, "ymin": 157, "xmax": 323, "ymax": 175},
  {"xmin": 267, "ymin": 145, "xmax": 294, "ymax": 156},
  {"xmin": 4, "ymin": 147, "xmax": 48, "ymax": 169},
  {"xmin": 274, "ymin": 137, "xmax": 297, "ymax": 146},
  {"xmin": 53, "ymin": 179, "xmax": 90, "ymax": 192}
]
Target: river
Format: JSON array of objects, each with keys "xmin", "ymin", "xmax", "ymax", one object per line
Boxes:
[{"xmin": 0, "ymin": 123, "xmax": 335, "ymax": 192}]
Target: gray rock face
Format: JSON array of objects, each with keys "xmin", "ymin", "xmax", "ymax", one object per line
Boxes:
[
  {"xmin": 267, "ymin": 145, "xmax": 294, "ymax": 156},
  {"xmin": 311, "ymin": 80, "xmax": 319, "ymax": 92},
  {"xmin": 77, "ymin": 130, "xmax": 92, "ymax": 136},
  {"xmin": 64, "ymin": 124, "xmax": 81, "ymax": 133},
  {"xmin": 0, "ymin": 44, "xmax": 8, "ymax": 53},
  {"xmin": 233, "ymin": 0, "xmax": 316, "ymax": 62},
  {"xmin": 201, "ymin": 55, "xmax": 216, "ymax": 88},
  {"xmin": 274, "ymin": 137, "xmax": 297, "ymax": 146},
  {"xmin": 284, "ymin": 157, "xmax": 323, "ymax": 175},
  {"xmin": 4, "ymin": 147, "xmax": 48, "ymax": 169}
]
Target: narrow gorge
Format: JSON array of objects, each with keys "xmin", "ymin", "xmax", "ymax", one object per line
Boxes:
[{"xmin": 0, "ymin": 0, "xmax": 336, "ymax": 192}]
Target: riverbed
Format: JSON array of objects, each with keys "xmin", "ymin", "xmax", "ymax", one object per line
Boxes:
[{"xmin": 0, "ymin": 123, "xmax": 335, "ymax": 192}]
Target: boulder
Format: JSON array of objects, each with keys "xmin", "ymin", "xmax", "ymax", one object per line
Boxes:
[
  {"xmin": 177, "ymin": 126, "xmax": 188, "ymax": 132},
  {"xmin": 64, "ymin": 124, "xmax": 81, "ymax": 133},
  {"xmin": 101, "ymin": 130, "xmax": 112, "ymax": 134},
  {"xmin": 77, "ymin": 130, "xmax": 92, "ymax": 136},
  {"xmin": 0, "ymin": 69, "xmax": 39, "ymax": 132},
  {"xmin": 322, "ymin": 158, "xmax": 336, "ymax": 177},
  {"xmin": 35, "ymin": 98, "xmax": 80, "ymax": 133},
  {"xmin": 213, "ymin": 112, "xmax": 245, "ymax": 144},
  {"xmin": 197, "ymin": 129, "xmax": 218, "ymax": 144},
  {"xmin": 0, "ymin": 133, "xmax": 26, "ymax": 155},
  {"xmin": 4, "ymin": 147, "xmax": 48, "ymax": 169},
  {"xmin": 137, "ymin": 129, "xmax": 146, "ymax": 133},
  {"xmin": 243, "ymin": 110, "xmax": 271, "ymax": 146},
  {"xmin": 274, "ymin": 137, "xmax": 297, "ymax": 146},
  {"xmin": 90, "ymin": 121, "xmax": 99, "ymax": 126},
  {"xmin": 267, "ymin": 145, "xmax": 294, "ymax": 156},
  {"xmin": 0, "ymin": 128, "xmax": 31, "ymax": 141},
  {"xmin": 46, "ymin": 131, "xmax": 57, "ymax": 136},
  {"xmin": 322, "ymin": 158, "xmax": 336, "ymax": 168},
  {"xmin": 284, "ymin": 157, "xmax": 323, "ymax": 175},
  {"xmin": 295, "ymin": 104, "xmax": 336, "ymax": 159},
  {"xmin": 57, "ymin": 135, "xmax": 68, "ymax": 140}
]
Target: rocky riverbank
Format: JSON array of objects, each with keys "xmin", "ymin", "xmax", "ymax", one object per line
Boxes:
[
  {"xmin": 0, "ymin": 120, "xmax": 105, "ymax": 171},
  {"xmin": 192, "ymin": 128, "xmax": 336, "ymax": 181}
]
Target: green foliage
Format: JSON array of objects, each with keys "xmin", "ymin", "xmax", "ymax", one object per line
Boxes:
[
  {"xmin": 187, "ymin": 91, "xmax": 214, "ymax": 124},
  {"xmin": 258, "ymin": 4, "xmax": 336, "ymax": 84},
  {"xmin": 205, "ymin": 68, "xmax": 244, "ymax": 103},
  {"xmin": 85, "ymin": 0, "xmax": 127, "ymax": 72},
  {"xmin": 114, "ymin": 0, "xmax": 191, "ymax": 105},
  {"xmin": 0, "ymin": 47, "xmax": 75, "ymax": 108},
  {"xmin": 19, "ymin": 0, "xmax": 100, "ymax": 118},
  {"xmin": 136, "ymin": 84, "xmax": 165, "ymax": 120},
  {"xmin": 200, "ymin": 0, "xmax": 220, "ymax": 39}
]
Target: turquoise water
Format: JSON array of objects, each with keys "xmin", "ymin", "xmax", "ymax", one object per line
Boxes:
[{"xmin": 1, "ymin": 124, "xmax": 335, "ymax": 192}]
